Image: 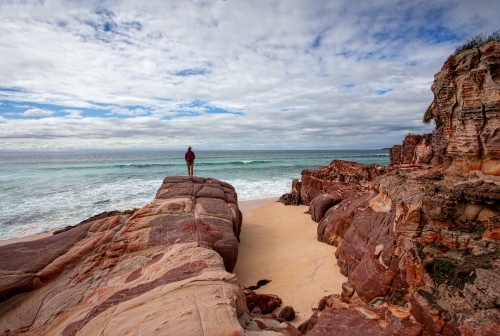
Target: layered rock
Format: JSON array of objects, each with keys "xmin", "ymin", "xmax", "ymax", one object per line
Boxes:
[
  {"xmin": 282, "ymin": 160, "xmax": 500, "ymax": 335},
  {"xmin": 390, "ymin": 41, "xmax": 500, "ymax": 176},
  {"xmin": 288, "ymin": 41, "xmax": 500, "ymax": 335},
  {"xmin": 0, "ymin": 176, "xmax": 297, "ymax": 336}
]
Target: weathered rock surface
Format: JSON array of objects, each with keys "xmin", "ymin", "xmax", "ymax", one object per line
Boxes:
[
  {"xmin": 244, "ymin": 289, "xmax": 283, "ymax": 314},
  {"xmin": 0, "ymin": 176, "xmax": 298, "ymax": 336},
  {"xmin": 278, "ymin": 306, "xmax": 296, "ymax": 321},
  {"xmin": 276, "ymin": 41, "xmax": 500, "ymax": 336},
  {"xmin": 279, "ymin": 42, "xmax": 500, "ymax": 336},
  {"xmin": 282, "ymin": 159, "xmax": 500, "ymax": 335},
  {"xmin": 390, "ymin": 41, "xmax": 500, "ymax": 177}
]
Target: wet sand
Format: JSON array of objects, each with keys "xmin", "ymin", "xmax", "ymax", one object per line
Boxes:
[
  {"xmin": 235, "ymin": 198, "xmax": 346, "ymax": 325},
  {"xmin": 0, "ymin": 230, "xmax": 55, "ymax": 247}
]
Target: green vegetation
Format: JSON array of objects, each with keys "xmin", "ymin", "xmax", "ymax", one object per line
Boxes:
[
  {"xmin": 430, "ymin": 259, "xmax": 456, "ymax": 285},
  {"xmin": 422, "ymin": 102, "xmax": 443, "ymax": 129},
  {"xmin": 455, "ymin": 29, "xmax": 500, "ymax": 54},
  {"xmin": 423, "ymin": 102, "xmax": 433, "ymax": 124}
]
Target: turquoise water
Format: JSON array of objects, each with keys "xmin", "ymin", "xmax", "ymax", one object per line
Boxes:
[{"xmin": 0, "ymin": 150, "xmax": 389, "ymax": 240}]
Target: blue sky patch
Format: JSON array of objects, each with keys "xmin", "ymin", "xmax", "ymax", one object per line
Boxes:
[
  {"xmin": 312, "ymin": 35, "xmax": 322, "ymax": 48},
  {"xmin": 0, "ymin": 87, "xmax": 25, "ymax": 93},
  {"xmin": 175, "ymin": 68, "xmax": 208, "ymax": 76},
  {"xmin": 417, "ymin": 26, "xmax": 461, "ymax": 44},
  {"xmin": 175, "ymin": 100, "xmax": 243, "ymax": 115},
  {"xmin": 376, "ymin": 89, "xmax": 393, "ymax": 95},
  {"xmin": 0, "ymin": 100, "xmax": 153, "ymax": 119}
]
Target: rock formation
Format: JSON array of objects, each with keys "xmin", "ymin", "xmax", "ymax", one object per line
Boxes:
[
  {"xmin": 281, "ymin": 42, "xmax": 500, "ymax": 335},
  {"xmin": 390, "ymin": 41, "xmax": 500, "ymax": 177},
  {"xmin": 0, "ymin": 176, "xmax": 298, "ymax": 336}
]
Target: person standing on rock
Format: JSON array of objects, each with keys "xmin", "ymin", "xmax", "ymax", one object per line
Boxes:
[{"xmin": 185, "ymin": 146, "xmax": 196, "ymax": 178}]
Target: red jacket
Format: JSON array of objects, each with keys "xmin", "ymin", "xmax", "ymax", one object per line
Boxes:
[{"xmin": 185, "ymin": 150, "xmax": 195, "ymax": 162}]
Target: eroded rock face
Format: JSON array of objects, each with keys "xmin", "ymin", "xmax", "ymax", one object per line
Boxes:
[
  {"xmin": 390, "ymin": 41, "xmax": 500, "ymax": 176},
  {"xmin": 282, "ymin": 160, "xmax": 500, "ymax": 335},
  {"xmin": 0, "ymin": 176, "xmax": 296, "ymax": 336}
]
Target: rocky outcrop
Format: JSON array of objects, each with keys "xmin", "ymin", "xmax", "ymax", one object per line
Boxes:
[
  {"xmin": 280, "ymin": 41, "xmax": 500, "ymax": 336},
  {"xmin": 279, "ymin": 179, "xmax": 302, "ymax": 205},
  {"xmin": 390, "ymin": 41, "xmax": 500, "ymax": 176},
  {"xmin": 282, "ymin": 159, "xmax": 500, "ymax": 335},
  {"xmin": 280, "ymin": 160, "xmax": 387, "ymax": 206},
  {"xmin": 0, "ymin": 176, "xmax": 298, "ymax": 336}
]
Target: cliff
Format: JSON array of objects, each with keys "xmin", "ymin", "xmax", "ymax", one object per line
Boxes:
[
  {"xmin": 281, "ymin": 42, "xmax": 500, "ymax": 336},
  {"xmin": 0, "ymin": 177, "xmax": 299, "ymax": 336},
  {"xmin": 390, "ymin": 41, "xmax": 500, "ymax": 178}
]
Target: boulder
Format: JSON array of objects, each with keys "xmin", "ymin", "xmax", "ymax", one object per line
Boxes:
[
  {"xmin": 0, "ymin": 176, "xmax": 283, "ymax": 336},
  {"xmin": 278, "ymin": 306, "xmax": 296, "ymax": 321}
]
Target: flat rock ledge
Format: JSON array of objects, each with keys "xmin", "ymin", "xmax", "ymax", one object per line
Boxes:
[{"xmin": 0, "ymin": 176, "xmax": 298, "ymax": 336}]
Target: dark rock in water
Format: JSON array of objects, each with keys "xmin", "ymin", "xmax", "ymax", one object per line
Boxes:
[
  {"xmin": 278, "ymin": 306, "xmax": 295, "ymax": 321},
  {"xmin": 93, "ymin": 199, "xmax": 111, "ymax": 204}
]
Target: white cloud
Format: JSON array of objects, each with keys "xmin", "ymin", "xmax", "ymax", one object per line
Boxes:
[
  {"xmin": 62, "ymin": 109, "xmax": 83, "ymax": 118},
  {"xmin": 22, "ymin": 108, "xmax": 53, "ymax": 117},
  {"xmin": 109, "ymin": 106, "xmax": 148, "ymax": 116},
  {"xmin": 0, "ymin": 0, "xmax": 499, "ymax": 150}
]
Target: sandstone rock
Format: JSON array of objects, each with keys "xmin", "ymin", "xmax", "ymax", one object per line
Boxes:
[
  {"xmin": 308, "ymin": 304, "xmax": 424, "ymax": 336},
  {"xmin": 278, "ymin": 306, "xmax": 295, "ymax": 321},
  {"xmin": 244, "ymin": 289, "xmax": 283, "ymax": 314},
  {"xmin": 242, "ymin": 313, "xmax": 301, "ymax": 336},
  {"xmin": 389, "ymin": 42, "xmax": 500, "ymax": 176},
  {"xmin": 279, "ymin": 179, "xmax": 302, "ymax": 205},
  {"xmin": 297, "ymin": 312, "xmax": 319, "ymax": 333},
  {"xmin": 281, "ymin": 42, "xmax": 500, "ymax": 336},
  {"xmin": 309, "ymin": 194, "xmax": 340, "ymax": 222},
  {"xmin": 283, "ymin": 160, "xmax": 500, "ymax": 335},
  {"xmin": 0, "ymin": 176, "xmax": 268, "ymax": 336}
]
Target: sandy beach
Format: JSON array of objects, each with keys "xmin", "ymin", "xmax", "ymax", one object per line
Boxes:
[{"xmin": 235, "ymin": 198, "xmax": 346, "ymax": 325}]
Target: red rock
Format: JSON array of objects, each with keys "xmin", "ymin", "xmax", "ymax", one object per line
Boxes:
[
  {"xmin": 278, "ymin": 306, "xmax": 296, "ymax": 321},
  {"xmin": 282, "ymin": 42, "xmax": 500, "ymax": 336},
  {"xmin": 309, "ymin": 305, "xmax": 424, "ymax": 336},
  {"xmin": 0, "ymin": 177, "xmax": 256, "ymax": 336},
  {"xmin": 309, "ymin": 194, "xmax": 341, "ymax": 222},
  {"xmin": 390, "ymin": 41, "xmax": 500, "ymax": 176},
  {"xmin": 244, "ymin": 289, "xmax": 282, "ymax": 314}
]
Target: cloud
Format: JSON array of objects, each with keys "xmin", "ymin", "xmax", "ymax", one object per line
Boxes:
[
  {"xmin": 108, "ymin": 106, "xmax": 148, "ymax": 116},
  {"xmin": 0, "ymin": 0, "xmax": 499, "ymax": 150},
  {"xmin": 22, "ymin": 108, "xmax": 53, "ymax": 117},
  {"xmin": 62, "ymin": 109, "xmax": 84, "ymax": 118}
]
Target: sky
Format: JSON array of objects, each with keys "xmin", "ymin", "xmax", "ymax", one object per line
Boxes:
[{"xmin": 0, "ymin": 0, "xmax": 499, "ymax": 151}]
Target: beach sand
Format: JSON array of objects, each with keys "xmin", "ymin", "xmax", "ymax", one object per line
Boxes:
[
  {"xmin": 235, "ymin": 198, "xmax": 346, "ymax": 326},
  {"xmin": 0, "ymin": 230, "xmax": 55, "ymax": 247}
]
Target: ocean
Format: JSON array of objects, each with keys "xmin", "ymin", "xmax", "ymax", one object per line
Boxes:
[{"xmin": 0, "ymin": 150, "xmax": 389, "ymax": 241}]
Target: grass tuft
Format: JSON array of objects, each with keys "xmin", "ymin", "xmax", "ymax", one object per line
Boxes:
[{"xmin": 455, "ymin": 29, "xmax": 500, "ymax": 54}]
